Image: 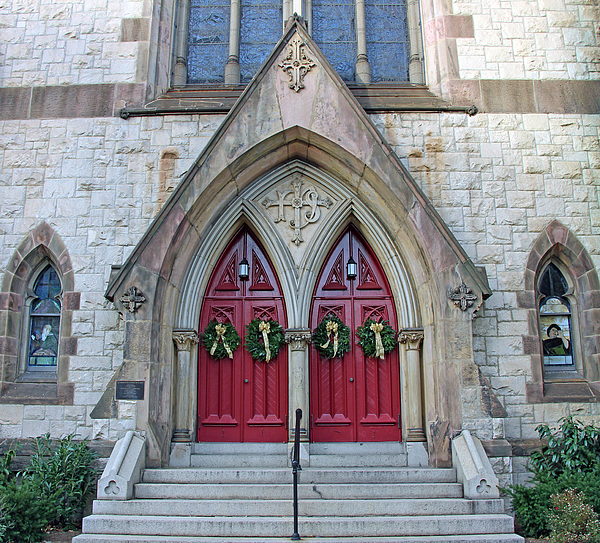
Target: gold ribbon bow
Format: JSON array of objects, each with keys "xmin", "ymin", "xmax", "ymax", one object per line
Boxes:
[
  {"xmin": 370, "ymin": 322, "xmax": 385, "ymax": 359},
  {"xmin": 211, "ymin": 323, "xmax": 233, "ymax": 359},
  {"xmin": 259, "ymin": 321, "xmax": 272, "ymax": 362},
  {"xmin": 321, "ymin": 321, "xmax": 339, "ymax": 358}
]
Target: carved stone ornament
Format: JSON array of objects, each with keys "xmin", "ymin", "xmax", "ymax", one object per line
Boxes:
[
  {"xmin": 285, "ymin": 328, "xmax": 312, "ymax": 351},
  {"xmin": 120, "ymin": 286, "xmax": 146, "ymax": 313},
  {"xmin": 173, "ymin": 330, "xmax": 200, "ymax": 351},
  {"xmin": 398, "ymin": 330, "xmax": 424, "ymax": 350},
  {"xmin": 262, "ymin": 176, "xmax": 333, "ymax": 245},
  {"xmin": 448, "ymin": 282, "xmax": 478, "ymax": 311},
  {"xmin": 279, "ymin": 36, "xmax": 316, "ymax": 92}
]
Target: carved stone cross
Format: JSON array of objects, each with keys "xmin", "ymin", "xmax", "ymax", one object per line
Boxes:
[
  {"xmin": 262, "ymin": 178, "xmax": 333, "ymax": 245},
  {"xmin": 448, "ymin": 281, "xmax": 478, "ymax": 311},
  {"xmin": 120, "ymin": 286, "xmax": 146, "ymax": 313},
  {"xmin": 279, "ymin": 36, "xmax": 316, "ymax": 92}
]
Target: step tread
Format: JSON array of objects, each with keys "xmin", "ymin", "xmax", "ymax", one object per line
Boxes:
[{"xmin": 75, "ymin": 536, "xmax": 524, "ymax": 543}]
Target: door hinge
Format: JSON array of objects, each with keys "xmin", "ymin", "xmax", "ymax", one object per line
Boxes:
[
  {"xmin": 398, "ymin": 414, "xmax": 401, "ymax": 429},
  {"xmin": 285, "ymin": 415, "xmax": 288, "ymax": 430},
  {"xmin": 311, "ymin": 414, "xmax": 314, "ymax": 429}
]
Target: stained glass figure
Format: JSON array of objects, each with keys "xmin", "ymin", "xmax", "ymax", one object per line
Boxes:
[
  {"xmin": 539, "ymin": 264, "xmax": 573, "ymax": 367},
  {"xmin": 28, "ymin": 266, "xmax": 61, "ymax": 369}
]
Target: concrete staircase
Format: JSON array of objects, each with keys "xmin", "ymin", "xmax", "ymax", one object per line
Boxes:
[{"xmin": 75, "ymin": 442, "xmax": 522, "ymax": 542}]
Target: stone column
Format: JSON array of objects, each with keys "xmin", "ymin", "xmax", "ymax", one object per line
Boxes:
[
  {"xmin": 354, "ymin": 0, "xmax": 371, "ymax": 83},
  {"xmin": 406, "ymin": 0, "xmax": 424, "ymax": 84},
  {"xmin": 173, "ymin": 0, "xmax": 191, "ymax": 86},
  {"xmin": 285, "ymin": 329, "xmax": 311, "ymax": 440},
  {"xmin": 224, "ymin": 0, "xmax": 242, "ymax": 84},
  {"xmin": 399, "ymin": 329, "xmax": 425, "ymax": 441},
  {"xmin": 172, "ymin": 330, "xmax": 199, "ymax": 442}
]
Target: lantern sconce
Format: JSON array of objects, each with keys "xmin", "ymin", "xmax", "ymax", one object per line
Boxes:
[
  {"xmin": 347, "ymin": 256, "xmax": 357, "ymax": 280},
  {"xmin": 239, "ymin": 257, "xmax": 249, "ymax": 280}
]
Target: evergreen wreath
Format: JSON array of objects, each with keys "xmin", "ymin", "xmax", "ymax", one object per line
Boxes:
[
  {"xmin": 312, "ymin": 314, "xmax": 351, "ymax": 359},
  {"xmin": 357, "ymin": 318, "xmax": 397, "ymax": 359},
  {"xmin": 202, "ymin": 320, "xmax": 240, "ymax": 359},
  {"xmin": 245, "ymin": 318, "xmax": 286, "ymax": 362}
]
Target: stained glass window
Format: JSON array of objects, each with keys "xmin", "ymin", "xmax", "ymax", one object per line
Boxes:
[
  {"xmin": 312, "ymin": 0, "xmax": 357, "ymax": 82},
  {"xmin": 538, "ymin": 264, "xmax": 573, "ymax": 367},
  {"xmin": 188, "ymin": 0, "xmax": 231, "ymax": 83},
  {"xmin": 365, "ymin": 0, "xmax": 409, "ymax": 81},
  {"xmin": 239, "ymin": 0, "xmax": 282, "ymax": 83},
  {"xmin": 28, "ymin": 266, "xmax": 61, "ymax": 369}
]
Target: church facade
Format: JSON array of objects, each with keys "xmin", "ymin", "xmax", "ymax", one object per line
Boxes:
[{"xmin": 1, "ymin": 0, "xmax": 599, "ymax": 486}]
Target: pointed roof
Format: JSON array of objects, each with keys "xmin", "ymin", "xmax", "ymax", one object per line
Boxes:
[{"xmin": 106, "ymin": 17, "xmax": 490, "ymax": 302}]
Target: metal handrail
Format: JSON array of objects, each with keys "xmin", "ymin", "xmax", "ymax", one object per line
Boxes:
[{"xmin": 291, "ymin": 408, "xmax": 302, "ymax": 540}]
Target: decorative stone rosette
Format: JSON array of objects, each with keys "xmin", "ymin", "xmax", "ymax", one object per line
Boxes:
[
  {"xmin": 357, "ymin": 318, "xmax": 397, "ymax": 359},
  {"xmin": 202, "ymin": 321, "xmax": 241, "ymax": 360},
  {"xmin": 312, "ymin": 315, "xmax": 351, "ymax": 359},
  {"xmin": 245, "ymin": 318, "xmax": 286, "ymax": 362}
]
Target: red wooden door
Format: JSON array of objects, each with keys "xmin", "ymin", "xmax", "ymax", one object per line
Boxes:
[
  {"xmin": 310, "ymin": 227, "xmax": 401, "ymax": 442},
  {"xmin": 198, "ymin": 228, "xmax": 288, "ymax": 442}
]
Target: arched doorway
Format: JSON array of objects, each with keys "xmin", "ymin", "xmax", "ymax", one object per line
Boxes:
[
  {"xmin": 197, "ymin": 227, "xmax": 288, "ymax": 442},
  {"xmin": 309, "ymin": 226, "xmax": 401, "ymax": 442}
]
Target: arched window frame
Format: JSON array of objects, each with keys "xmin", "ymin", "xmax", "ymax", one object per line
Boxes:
[
  {"xmin": 521, "ymin": 221, "xmax": 600, "ymax": 403},
  {"xmin": 21, "ymin": 263, "xmax": 63, "ymax": 375},
  {"xmin": 0, "ymin": 223, "xmax": 77, "ymax": 405}
]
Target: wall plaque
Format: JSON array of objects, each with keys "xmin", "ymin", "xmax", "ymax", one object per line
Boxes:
[{"xmin": 116, "ymin": 381, "xmax": 145, "ymax": 400}]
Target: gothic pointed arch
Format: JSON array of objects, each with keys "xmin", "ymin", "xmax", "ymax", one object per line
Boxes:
[
  {"xmin": 521, "ymin": 220, "xmax": 600, "ymax": 402},
  {"xmin": 0, "ymin": 222, "xmax": 77, "ymax": 405}
]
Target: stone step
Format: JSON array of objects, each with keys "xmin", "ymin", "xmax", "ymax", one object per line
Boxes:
[
  {"xmin": 141, "ymin": 467, "xmax": 457, "ymax": 485},
  {"xmin": 190, "ymin": 454, "xmax": 288, "ymax": 468},
  {"xmin": 81, "ymin": 514, "xmax": 515, "ymax": 538},
  {"xmin": 191, "ymin": 442, "xmax": 288, "ymax": 455},
  {"xmin": 74, "ymin": 535, "xmax": 524, "ymax": 543},
  {"xmin": 309, "ymin": 453, "xmax": 407, "ymax": 467},
  {"xmin": 93, "ymin": 497, "xmax": 505, "ymax": 517},
  {"xmin": 309, "ymin": 442, "xmax": 407, "ymax": 455},
  {"xmin": 134, "ymin": 482, "xmax": 464, "ymax": 500}
]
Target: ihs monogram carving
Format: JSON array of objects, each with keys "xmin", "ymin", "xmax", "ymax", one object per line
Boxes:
[
  {"xmin": 279, "ymin": 36, "xmax": 316, "ymax": 92},
  {"xmin": 120, "ymin": 286, "xmax": 146, "ymax": 313},
  {"xmin": 262, "ymin": 177, "xmax": 333, "ymax": 245}
]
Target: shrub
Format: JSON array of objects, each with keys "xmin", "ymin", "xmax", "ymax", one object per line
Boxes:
[
  {"xmin": 23, "ymin": 434, "xmax": 98, "ymax": 529},
  {"xmin": 548, "ymin": 488, "xmax": 600, "ymax": 543},
  {"xmin": 507, "ymin": 417, "xmax": 600, "ymax": 539},
  {"xmin": 0, "ymin": 479, "xmax": 51, "ymax": 543}
]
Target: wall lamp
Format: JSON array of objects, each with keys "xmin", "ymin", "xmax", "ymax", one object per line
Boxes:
[
  {"xmin": 239, "ymin": 257, "xmax": 249, "ymax": 280},
  {"xmin": 347, "ymin": 257, "xmax": 357, "ymax": 280}
]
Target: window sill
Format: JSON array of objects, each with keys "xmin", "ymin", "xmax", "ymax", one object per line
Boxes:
[
  {"xmin": 0, "ymin": 381, "xmax": 74, "ymax": 405},
  {"xmin": 119, "ymin": 84, "xmax": 470, "ymax": 117},
  {"xmin": 527, "ymin": 376, "xmax": 600, "ymax": 403}
]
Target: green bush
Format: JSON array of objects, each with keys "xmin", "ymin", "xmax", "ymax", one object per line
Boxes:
[
  {"xmin": 548, "ymin": 488, "xmax": 600, "ymax": 543},
  {"xmin": 23, "ymin": 434, "xmax": 98, "ymax": 529},
  {"xmin": 0, "ymin": 434, "xmax": 98, "ymax": 542},
  {"xmin": 507, "ymin": 417, "xmax": 600, "ymax": 539}
]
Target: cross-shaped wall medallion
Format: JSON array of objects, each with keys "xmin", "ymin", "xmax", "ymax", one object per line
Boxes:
[
  {"xmin": 448, "ymin": 281, "xmax": 478, "ymax": 311},
  {"xmin": 262, "ymin": 178, "xmax": 333, "ymax": 245},
  {"xmin": 120, "ymin": 286, "xmax": 146, "ymax": 313},
  {"xmin": 279, "ymin": 36, "xmax": 316, "ymax": 92}
]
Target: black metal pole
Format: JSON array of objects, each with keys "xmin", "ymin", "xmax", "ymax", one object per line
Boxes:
[{"xmin": 291, "ymin": 408, "xmax": 302, "ymax": 540}]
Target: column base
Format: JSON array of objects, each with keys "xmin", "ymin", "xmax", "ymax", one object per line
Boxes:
[
  {"xmin": 172, "ymin": 429, "xmax": 191, "ymax": 443},
  {"xmin": 169, "ymin": 442, "xmax": 192, "ymax": 467}
]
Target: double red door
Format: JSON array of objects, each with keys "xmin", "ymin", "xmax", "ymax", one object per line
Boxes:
[
  {"xmin": 198, "ymin": 228, "xmax": 288, "ymax": 442},
  {"xmin": 310, "ymin": 227, "xmax": 402, "ymax": 442}
]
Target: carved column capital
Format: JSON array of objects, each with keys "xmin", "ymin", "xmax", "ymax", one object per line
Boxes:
[
  {"xmin": 173, "ymin": 330, "xmax": 200, "ymax": 351},
  {"xmin": 399, "ymin": 329, "xmax": 424, "ymax": 350},
  {"xmin": 285, "ymin": 328, "xmax": 312, "ymax": 351}
]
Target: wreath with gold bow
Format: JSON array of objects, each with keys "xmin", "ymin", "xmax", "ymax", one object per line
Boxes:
[
  {"xmin": 245, "ymin": 318, "xmax": 286, "ymax": 362},
  {"xmin": 357, "ymin": 318, "xmax": 397, "ymax": 359},
  {"xmin": 312, "ymin": 315, "xmax": 351, "ymax": 359},
  {"xmin": 202, "ymin": 321, "xmax": 241, "ymax": 359}
]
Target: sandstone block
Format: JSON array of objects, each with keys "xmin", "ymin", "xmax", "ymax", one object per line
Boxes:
[{"xmin": 523, "ymin": 155, "xmax": 551, "ymax": 174}]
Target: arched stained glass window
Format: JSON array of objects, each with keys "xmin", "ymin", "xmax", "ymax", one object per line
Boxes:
[
  {"xmin": 28, "ymin": 266, "xmax": 61, "ymax": 369},
  {"xmin": 538, "ymin": 263, "xmax": 573, "ymax": 368}
]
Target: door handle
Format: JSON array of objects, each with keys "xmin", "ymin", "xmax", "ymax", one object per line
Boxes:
[
  {"xmin": 349, "ymin": 377, "xmax": 354, "ymax": 382},
  {"xmin": 244, "ymin": 379, "xmax": 249, "ymax": 383}
]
